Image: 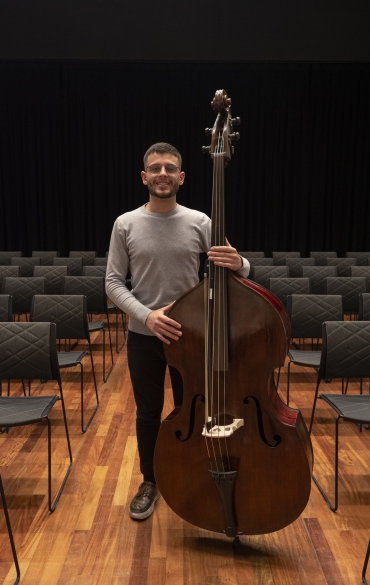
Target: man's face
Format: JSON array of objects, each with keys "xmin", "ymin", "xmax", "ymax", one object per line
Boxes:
[{"xmin": 141, "ymin": 153, "xmax": 185, "ymax": 200}]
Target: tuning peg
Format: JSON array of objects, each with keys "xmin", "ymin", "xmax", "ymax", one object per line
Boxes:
[
  {"xmin": 230, "ymin": 133, "xmax": 240, "ymax": 141},
  {"xmin": 202, "ymin": 146, "xmax": 211, "ymax": 154},
  {"xmin": 205, "ymin": 128, "xmax": 212, "ymax": 136},
  {"xmin": 231, "ymin": 117, "xmax": 241, "ymax": 126}
]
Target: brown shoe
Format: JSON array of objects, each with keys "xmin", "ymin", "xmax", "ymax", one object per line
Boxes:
[{"xmin": 129, "ymin": 481, "xmax": 161, "ymax": 520}]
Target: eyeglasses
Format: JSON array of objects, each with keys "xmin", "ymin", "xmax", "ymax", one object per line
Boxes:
[{"xmin": 146, "ymin": 164, "xmax": 180, "ymax": 175}]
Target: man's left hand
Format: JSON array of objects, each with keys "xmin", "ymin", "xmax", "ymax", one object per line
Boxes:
[{"xmin": 207, "ymin": 238, "xmax": 243, "ymax": 271}]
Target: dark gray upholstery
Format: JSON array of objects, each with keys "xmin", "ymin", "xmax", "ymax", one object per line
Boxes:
[
  {"xmin": 83, "ymin": 266, "xmax": 106, "ymax": 277},
  {"xmin": 10, "ymin": 257, "xmax": 41, "ymax": 277},
  {"xmin": 239, "ymin": 251, "xmax": 265, "ymax": 259},
  {"xmin": 52, "ymin": 257, "xmax": 83, "ymax": 276},
  {"xmin": 285, "ymin": 294, "xmax": 343, "ymax": 405},
  {"xmin": 326, "ymin": 277, "xmax": 367, "ymax": 314},
  {"xmin": 248, "ymin": 258, "xmax": 273, "ymax": 280},
  {"xmin": 32, "ymin": 251, "xmax": 59, "ymax": 266},
  {"xmin": 0, "ymin": 252, "xmax": 22, "ymax": 265},
  {"xmin": 0, "ymin": 321, "xmax": 72, "ymax": 512},
  {"xmin": 30, "ymin": 294, "xmax": 99, "ymax": 432},
  {"xmin": 0, "ymin": 295, "xmax": 12, "ymax": 322},
  {"xmin": 69, "ymin": 251, "xmax": 96, "ymax": 266},
  {"xmin": 302, "ymin": 266, "xmax": 337, "ymax": 294},
  {"xmin": 252, "ymin": 266, "xmax": 289, "ymax": 288},
  {"xmin": 345, "ymin": 252, "xmax": 370, "ymax": 266},
  {"xmin": 0, "ymin": 266, "xmax": 20, "ymax": 290},
  {"xmin": 286, "ymin": 258, "xmax": 315, "ymax": 278},
  {"xmin": 3, "ymin": 277, "xmax": 45, "ymax": 314},
  {"xmin": 34, "ymin": 266, "xmax": 69, "ymax": 295},
  {"xmin": 309, "ymin": 251, "xmax": 337, "ymax": 265},
  {"xmin": 269, "ymin": 278, "xmax": 310, "ymax": 308},
  {"xmin": 358, "ymin": 293, "xmax": 370, "ymax": 320},
  {"xmin": 272, "ymin": 252, "xmax": 300, "ymax": 266},
  {"xmin": 94, "ymin": 257, "xmax": 108, "ymax": 266},
  {"xmin": 327, "ymin": 257, "xmax": 356, "ymax": 277},
  {"xmin": 350, "ymin": 266, "xmax": 370, "ymax": 291}
]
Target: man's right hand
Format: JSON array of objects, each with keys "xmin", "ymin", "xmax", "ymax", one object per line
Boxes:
[{"xmin": 145, "ymin": 303, "xmax": 182, "ymax": 344}]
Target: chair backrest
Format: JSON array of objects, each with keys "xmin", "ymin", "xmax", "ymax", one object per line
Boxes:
[
  {"xmin": 309, "ymin": 251, "xmax": 337, "ymax": 266},
  {"xmin": 358, "ymin": 293, "xmax": 370, "ymax": 320},
  {"xmin": 63, "ymin": 276, "xmax": 107, "ymax": 313},
  {"xmin": 3, "ymin": 277, "xmax": 45, "ymax": 314},
  {"xmin": 302, "ymin": 266, "xmax": 337, "ymax": 294},
  {"xmin": 285, "ymin": 258, "xmax": 315, "ymax": 278},
  {"xmin": 83, "ymin": 266, "xmax": 106, "ymax": 277},
  {"xmin": 319, "ymin": 321, "xmax": 370, "ymax": 382},
  {"xmin": 326, "ymin": 257, "xmax": 356, "ymax": 277},
  {"xmin": 0, "ymin": 266, "xmax": 20, "ymax": 290},
  {"xmin": 253, "ymin": 266, "xmax": 289, "ymax": 288},
  {"xmin": 326, "ymin": 277, "xmax": 367, "ymax": 314},
  {"xmin": 0, "ymin": 252, "xmax": 22, "ymax": 265},
  {"xmin": 31, "ymin": 294, "xmax": 90, "ymax": 341},
  {"xmin": 34, "ymin": 266, "xmax": 69, "ymax": 295},
  {"xmin": 239, "ymin": 251, "xmax": 265, "ymax": 259},
  {"xmin": 350, "ymin": 266, "xmax": 370, "ymax": 290},
  {"xmin": 269, "ymin": 278, "xmax": 311, "ymax": 308},
  {"xmin": 345, "ymin": 252, "xmax": 370, "ymax": 266},
  {"xmin": 69, "ymin": 251, "xmax": 96, "ymax": 266},
  {"xmin": 0, "ymin": 321, "xmax": 60, "ymax": 382},
  {"xmin": 287, "ymin": 294, "xmax": 342, "ymax": 339},
  {"xmin": 248, "ymin": 258, "xmax": 273, "ymax": 280},
  {"xmin": 52, "ymin": 257, "xmax": 83, "ymax": 276},
  {"xmin": 272, "ymin": 252, "xmax": 300, "ymax": 266},
  {"xmin": 10, "ymin": 257, "xmax": 41, "ymax": 277},
  {"xmin": 94, "ymin": 257, "xmax": 108, "ymax": 266},
  {"xmin": 0, "ymin": 295, "xmax": 12, "ymax": 322},
  {"xmin": 32, "ymin": 251, "xmax": 59, "ymax": 266}
]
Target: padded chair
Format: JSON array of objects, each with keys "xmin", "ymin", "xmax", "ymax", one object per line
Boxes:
[
  {"xmin": 0, "ymin": 266, "xmax": 20, "ymax": 290},
  {"xmin": 63, "ymin": 277, "xmax": 114, "ymax": 381},
  {"xmin": 310, "ymin": 321, "xmax": 370, "ymax": 512},
  {"xmin": 0, "ymin": 474, "xmax": 20, "ymax": 585},
  {"xmin": 10, "ymin": 257, "xmax": 41, "ymax": 277},
  {"xmin": 269, "ymin": 277, "xmax": 311, "ymax": 308},
  {"xmin": 309, "ymin": 251, "xmax": 337, "ymax": 266},
  {"xmin": 359, "ymin": 294, "xmax": 370, "ymax": 320},
  {"xmin": 32, "ymin": 251, "xmax": 59, "ymax": 266},
  {"xmin": 52, "ymin": 257, "xmax": 83, "ymax": 276},
  {"xmin": 0, "ymin": 295, "xmax": 12, "ymax": 322},
  {"xmin": 272, "ymin": 252, "xmax": 300, "ymax": 265},
  {"xmin": 0, "ymin": 321, "xmax": 73, "ymax": 512},
  {"xmin": 94, "ymin": 257, "xmax": 108, "ymax": 266},
  {"xmin": 285, "ymin": 295, "xmax": 342, "ymax": 405},
  {"xmin": 0, "ymin": 252, "xmax": 22, "ymax": 265},
  {"xmin": 286, "ymin": 258, "xmax": 315, "ymax": 278},
  {"xmin": 34, "ymin": 265, "xmax": 69, "ymax": 294},
  {"xmin": 83, "ymin": 266, "xmax": 106, "ymax": 277},
  {"xmin": 302, "ymin": 266, "xmax": 337, "ymax": 294},
  {"xmin": 239, "ymin": 251, "xmax": 265, "ymax": 259},
  {"xmin": 69, "ymin": 251, "xmax": 96, "ymax": 266},
  {"xmin": 31, "ymin": 294, "xmax": 100, "ymax": 432},
  {"xmin": 327, "ymin": 257, "xmax": 356, "ymax": 277},
  {"xmin": 253, "ymin": 266, "xmax": 289, "ymax": 289},
  {"xmin": 351, "ymin": 266, "xmax": 370, "ymax": 290},
  {"xmin": 326, "ymin": 276, "xmax": 367, "ymax": 316},
  {"xmin": 2, "ymin": 277, "xmax": 45, "ymax": 319},
  {"xmin": 346, "ymin": 252, "xmax": 370, "ymax": 266}
]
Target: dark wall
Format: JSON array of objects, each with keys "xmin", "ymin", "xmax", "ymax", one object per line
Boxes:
[{"xmin": 1, "ymin": 61, "xmax": 370, "ymax": 256}]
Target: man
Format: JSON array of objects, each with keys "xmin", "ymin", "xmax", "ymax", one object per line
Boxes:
[{"xmin": 106, "ymin": 142, "xmax": 250, "ymax": 520}]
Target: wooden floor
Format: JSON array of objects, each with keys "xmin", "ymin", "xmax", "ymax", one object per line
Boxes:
[{"xmin": 0, "ymin": 322, "xmax": 370, "ymax": 584}]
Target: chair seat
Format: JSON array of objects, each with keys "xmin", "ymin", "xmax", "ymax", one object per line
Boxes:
[
  {"xmin": 88, "ymin": 321, "xmax": 106, "ymax": 333},
  {"xmin": 288, "ymin": 350, "xmax": 321, "ymax": 367},
  {"xmin": 0, "ymin": 395, "xmax": 58, "ymax": 425},
  {"xmin": 320, "ymin": 394, "xmax": 370, "ymax": 424},
  {"xmin": 57, "ymin": 351, "xmax": 88, "ymax": 367}
]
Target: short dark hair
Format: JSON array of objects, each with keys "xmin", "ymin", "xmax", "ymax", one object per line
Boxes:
[{"xmin": 143, "ymin": 143, "xmax": 182, "ymax": 169}]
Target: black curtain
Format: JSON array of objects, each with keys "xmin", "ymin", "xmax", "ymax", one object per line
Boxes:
[{"xmin": 1, "ymin": 61, "xmax": 369, "ymax": 256}]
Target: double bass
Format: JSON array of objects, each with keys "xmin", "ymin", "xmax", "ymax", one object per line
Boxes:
[{"xmin": 154, "ymin": 90, "xmax": 313, "ymax": 541}]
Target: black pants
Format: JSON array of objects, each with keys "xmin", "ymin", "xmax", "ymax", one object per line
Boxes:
[{"xmin": 127, "ymin": 330, "xmax": 183, "ymax": 483}]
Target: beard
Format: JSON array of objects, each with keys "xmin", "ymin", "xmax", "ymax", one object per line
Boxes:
[{"xmin": 148, "ymin": 184, "xmax": 179, "ymax": 199}]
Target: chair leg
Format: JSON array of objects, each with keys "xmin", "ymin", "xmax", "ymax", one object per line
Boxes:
[
  {"xmin": 114, "ymin": 308, "xmax": 126, "ymax": 353},
  {"xmin": 80, "ymin": 352, "xmax": 100, "ymax": 433},
  {"xmin": 0, "ymin": 476, "xmax": 20, "ymax": 585},
  {"xmin": 47, "ymin": 391, "xmax": 73, "ymax": 512},
  {"xmin": 312, "ymin": 415, "xmax": 341, "ymax": 512},
  {"xmin": 308, "ymin": 378, "xmax": 322, "ymax": 434},
  {"xmin": 102, "ymin": 317, "xmax": 114, "ymax": 383},
  {"xmin": 362, "ymin": 539, "xmax": 370, "ymax": 585}
]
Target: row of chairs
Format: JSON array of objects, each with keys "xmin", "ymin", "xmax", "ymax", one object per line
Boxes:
[
  {"xmin": 0, "ymin": 265, "xmax": 108, "ymax": 294},
  {"xmin": 0, "ymin": 251, "xmax": 108, "ymax": 267},
  {"xmin": 0, "ymin": 256, "xmax": 108, "ymax": 276},
  {"xmin": 249, "ymin": 261, "xmax": 370, "ymax": 280},
  {"xmin": 241, "ymin": 251, "xmax": 370, "ymax": 266}
]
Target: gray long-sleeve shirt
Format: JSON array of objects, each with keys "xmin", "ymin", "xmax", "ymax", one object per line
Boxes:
[{"xmin": 106, "ymin": 203, "xmax": 250, "ymax": 335}]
